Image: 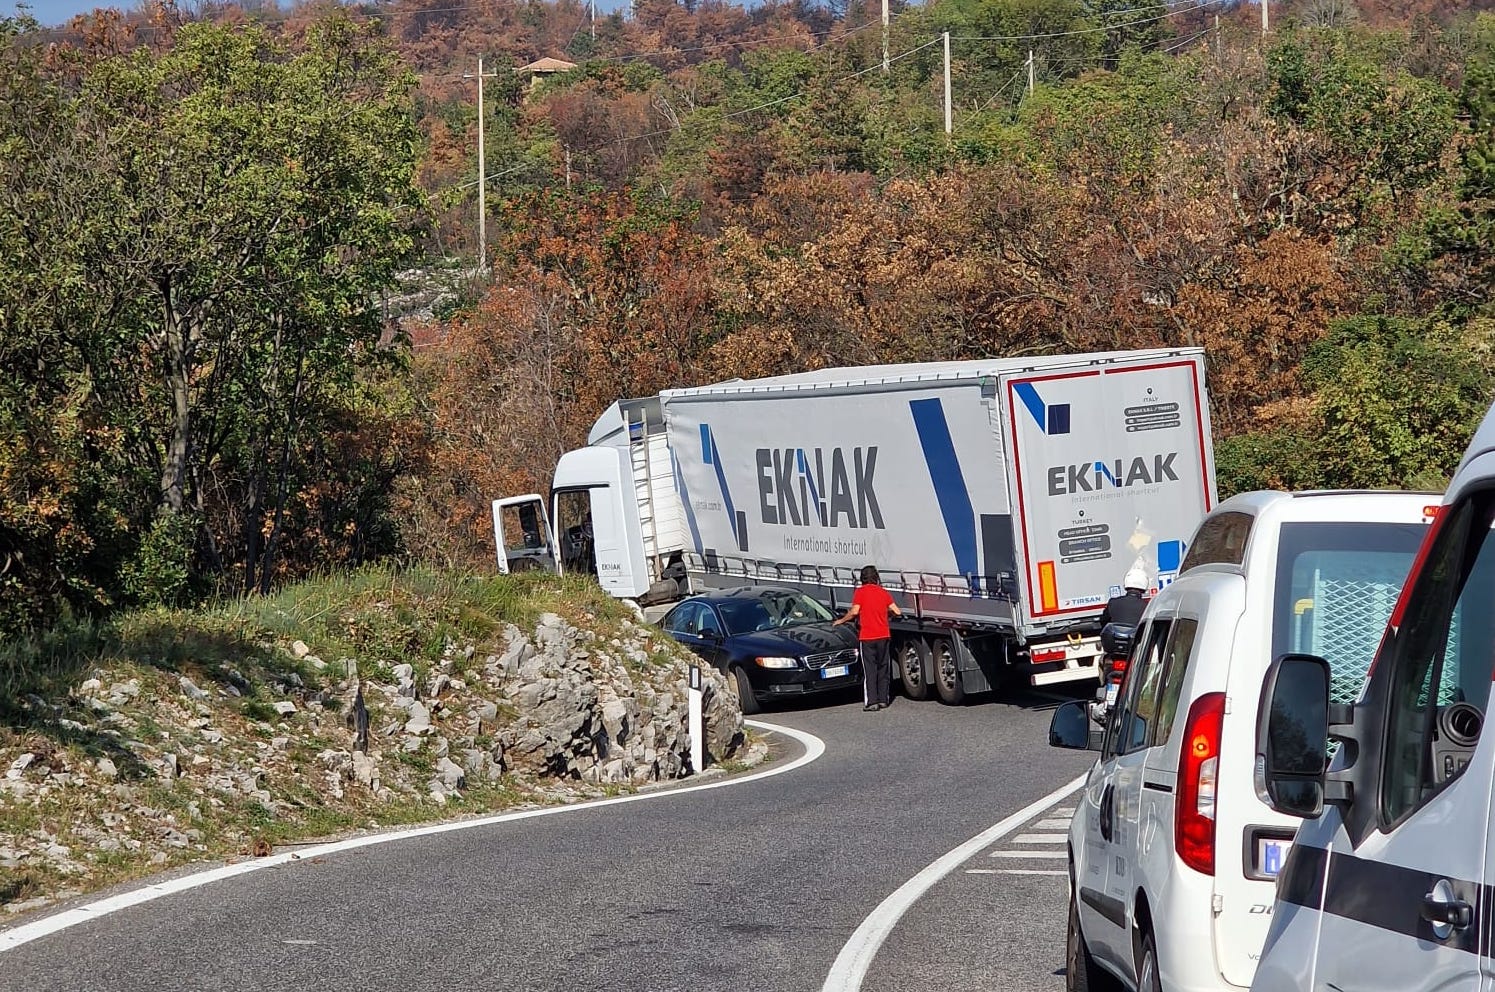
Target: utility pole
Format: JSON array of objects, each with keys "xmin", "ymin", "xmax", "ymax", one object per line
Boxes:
[
  {"xmin": 942, "ymin": 31, "xmax": 951, "ymax": 134},
  {"xmin": 590, "ymin": 0, "xmax": 595, "ymax": 42},
  {"xmin": 1261, "ymin": 0, "xmax": 1269, "ymax": 38},
  {"xmin": 1027, "ymin": 49, "xmax": 1034, "ymax": 97},
  {"xmin": 881, "ymin": 0, "xmax": 890, "ymax": 74},
  {"xmin": 464, "ymin": 58, "xmax": 499, "ymax": 275}
]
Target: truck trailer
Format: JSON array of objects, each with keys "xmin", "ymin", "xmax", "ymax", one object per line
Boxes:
[{"xmin": 493, "ymin": 349, "xmax": 1217, "ymax": 702}]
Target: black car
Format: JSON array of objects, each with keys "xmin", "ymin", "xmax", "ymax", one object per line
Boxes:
[{"xmin": 660, "ymin": 586, "xmax": 862, "ymax": 713}]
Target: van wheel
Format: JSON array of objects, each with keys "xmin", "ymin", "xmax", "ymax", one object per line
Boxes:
[
  {"xmin": 1067, "ymin": 888, "xmax": 1119, "ymax": 992},
  {"xmin": 1136, "ymin": 929, "xmax": 1161, "ymax": 992},
  {"xmin": 732, "ymin": 667, "xmax": 761, "ymax": 715},
  {"xmin": 932, "ymin": 637, "xmax": 966, "ymax": 705},
  {"xmin": 897, "ymin": 638, "xmax": 932, "ymax": 701}
]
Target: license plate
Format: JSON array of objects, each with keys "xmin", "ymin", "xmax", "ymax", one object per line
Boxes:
[
  {"xmin": 822, "ymin": 664, "xmax": 850, "ymax": 679},
  {"xmin": 1259, "ymin": 838, "xmax": 1291, "ymax": 878},
  {"xmin": 1105, "ymin": 682, "xmax": 1119, "ymax": 708}
]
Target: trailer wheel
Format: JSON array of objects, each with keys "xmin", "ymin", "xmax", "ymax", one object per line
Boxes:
[
  {"xmin": 897, "ymin": 638, "xmax": 932, "ymax": 701},
  {"xmin": 932, "ymin": 637, "xmax": 966, "ymax": 705}
]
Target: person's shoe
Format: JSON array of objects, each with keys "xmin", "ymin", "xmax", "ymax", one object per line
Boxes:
[
  {"xmin": 873, "ymin": 703, "xmax": 887, "ymax": 711},
  {"xmin": 863, "ymin": 704, "xmax": 877, "ymax": 712}
]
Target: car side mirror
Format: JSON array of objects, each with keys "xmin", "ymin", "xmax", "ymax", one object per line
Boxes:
[
  {"xmin": 1255, "ymin": 653, "xmax": 1331, "ymax": 818},
  {"xmin": 1050, "ymin": 701, "xmax": 1101, "ymax": 751}
]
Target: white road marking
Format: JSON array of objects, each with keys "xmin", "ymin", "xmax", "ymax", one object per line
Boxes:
[
  {"xmin": 989, "ymin": 849, "xmax": 1069, "ymax": 859},
  {"xmin": 966, "ymin": 869, "xmax": 1068, "ymax": 877},
  {"xmin": 0, "ymin": 719, "xmax": 823, "ymax": 955},
  {"xmin": 1052, "ymin": 807, "xmax": 1076, "ymax": 816},
  {"xmin": 1033, "ymin": 818, "xmax": 1072, "ymax": 829},
  {"xmin": 821, "ymin": 772, "xmax": 1085, "ymax": 992},
  {"xmin": 282, "ymin": 939, "xmax": 318, "ymax": 945},
  {"xmin": 1011, "ymin": 833, "xmax": 1067, "ymax": 844}
]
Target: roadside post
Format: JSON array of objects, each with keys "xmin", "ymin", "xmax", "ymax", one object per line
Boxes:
[{"xmin": 688, "ymin": 665, "xmax": 704, "ymax": 774}]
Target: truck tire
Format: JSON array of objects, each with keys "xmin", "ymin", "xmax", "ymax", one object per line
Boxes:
[
  {"xmin": 732, "ymin": 666, "xmax": 762, "ymax": 715},
  {"xmin": 897, "ymin": 638, "xmax": 932, "ymax": 701},
  {"xmin": 931, "ymin": 637, "xmax": 966, "ymax": 705}
]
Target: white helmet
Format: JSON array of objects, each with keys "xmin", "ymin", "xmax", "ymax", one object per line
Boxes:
[{"xmin": 1123, "ymin": 565, "xmax": 1149, "ymax": 592}]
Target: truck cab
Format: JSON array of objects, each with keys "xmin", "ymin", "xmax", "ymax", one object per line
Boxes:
[
  {"xmin": 492, "ymin": 397, "xmax": 687, "ymax": 602},
  {"xmin": 1253, "ymin": 405, "xmax": 1495, "ymax": 992}
]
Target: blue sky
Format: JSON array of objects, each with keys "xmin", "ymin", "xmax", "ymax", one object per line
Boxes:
[{"xmin": 2, "ymin": 0, "xmax": 637, "ymax": 27}]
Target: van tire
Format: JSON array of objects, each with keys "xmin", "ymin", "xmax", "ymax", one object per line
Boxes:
[
  {"xmin": 1066, "ymin": 888, "xmax": 1119, "ymax": 992},
  {"xmin": 898, "ymin": 638, "xmax": 932, "ymax": 701},
  {"xmin": 932, "ymin": 637, "xmax": 966, "ymax": 705},
  {"xmin": 1136, "ymin": 929, "xmax": 1161, "ymax": 992},
  {"xmin": 732, "ymin": 667, "xmax": 762, "ymax": 715}
]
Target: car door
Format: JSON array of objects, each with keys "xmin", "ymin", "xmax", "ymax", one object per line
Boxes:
[
  {"xmin": 695, "ymin": 603, "xmax": 729, "ymax": 670},
  {"xmin": 1076, "ymin": 618, "xmax": 1168, "ymax": 973},
  {"xmin": 1317, "ymin": 488, "xmax": 1495, "ymax": 992},
  {"xmin": 1074, "ymin": 619, "xmax": 1147, "ymax": 971},
  {"xmin": 1100, "ymin": 616, "xmax": 1173, "ymax": 975},
  {"xmin": 665, "ymin": 603, "xmax": 709, "ymax": 658}
]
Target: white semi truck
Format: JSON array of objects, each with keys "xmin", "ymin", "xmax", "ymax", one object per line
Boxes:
[{"xmin": 493, "ymin": 349, "xmax": 1217, "ymax": 702}]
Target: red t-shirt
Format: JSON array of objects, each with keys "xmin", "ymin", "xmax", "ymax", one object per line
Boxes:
[{"xmin": 852, "ymin": 584, "xmax": 895, "ymax": 641}]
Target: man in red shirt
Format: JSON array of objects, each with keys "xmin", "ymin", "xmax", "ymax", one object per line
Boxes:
[{"xmin": 833, "ymin": 565, "xmax": 903, "ymax": 712}]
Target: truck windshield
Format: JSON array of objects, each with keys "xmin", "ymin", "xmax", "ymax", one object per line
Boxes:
[
  {"xmin": 1271, "ymin": 520, "xmax": 1429, "ymax": 705},
  {"xmin": 717, "ymin": 590, "xmax": 834, "ymax": 635}
]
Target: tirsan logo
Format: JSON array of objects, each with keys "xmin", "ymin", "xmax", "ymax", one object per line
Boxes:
[
  {"xmin": 1048, "ymin": 453, "xmax": 1180, "ymax": 496},
  {"xmin": 756, "ymin": 447, "xmax": 885, "ymax": 530}
]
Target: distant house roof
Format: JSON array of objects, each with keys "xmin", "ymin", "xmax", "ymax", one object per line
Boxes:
[{"xmin": 519, "ymin": 57, "xmax": 577, "ymax": 74}]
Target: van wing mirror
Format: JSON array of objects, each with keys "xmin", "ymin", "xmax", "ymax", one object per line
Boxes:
[
  {"xmin": 1254, "ymin": 653, "xmax": 1331, "ymax": 818},
  {"xmin": 1049, "ymin": 700, "xmax": 1102, "ymax": 751}
]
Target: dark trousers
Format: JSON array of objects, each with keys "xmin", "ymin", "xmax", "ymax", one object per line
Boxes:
[{"xmin": 861, "ymin": 638, "xmax": 892, "ymax": 706}]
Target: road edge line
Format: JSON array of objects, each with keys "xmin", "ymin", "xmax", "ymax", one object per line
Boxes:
[
  {"xmin": 821, "ymin": 771, "xmax": 1086, "ymax": 992},
  {"xmin": 0, "ymin": 718, "xmax": 821, "ymax": 954}
]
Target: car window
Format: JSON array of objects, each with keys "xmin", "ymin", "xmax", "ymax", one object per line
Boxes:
[
  {"xmin": 1106, "ymin": 620, "xmax": 1172, "ymax": 758},
  {"xmin": 1180, "ymin": 511, "xmax": 1254, "ymax": 572},
  {"xmin": 1153, "ymin": 619, "xmax": 1199, "ymax": 745},
  {"xmin": 666, "ymin": 603, "xmax": 700, "ymax": 636},
  {"xmin": 1103, "ymin": 620, "xmax": 1148, "ymax": 759},
  {"xmin": 698, "ymin": 606, "xmax": 723, "ymax": 637},
  {"xmin": 1380, "ymin": 495, "xmax": 1495, "ymax": 826},
  {"xmin": 1271, "ymin": 520, "xmax": 1429, "ymax": 706}
]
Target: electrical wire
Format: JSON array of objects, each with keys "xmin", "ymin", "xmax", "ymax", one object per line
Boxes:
[{"xmin": 952, "ymin": 0, "xmax": 1221, "ymax": 43}]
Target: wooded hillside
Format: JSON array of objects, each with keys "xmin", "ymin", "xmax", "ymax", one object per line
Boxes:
[{"xmin": 2, "ymin": 0, "xmax": 1491, "ymax": 636}]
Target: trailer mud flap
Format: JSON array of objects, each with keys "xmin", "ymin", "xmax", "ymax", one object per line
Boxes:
[{"xmin": 950, "ymin": 630, "xmax": 1000, "ymax": 695}]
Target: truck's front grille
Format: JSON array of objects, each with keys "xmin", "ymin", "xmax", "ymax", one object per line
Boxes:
[{"xmin": 804, "ymin": 649, "xmax": 859, "ymax": 670}]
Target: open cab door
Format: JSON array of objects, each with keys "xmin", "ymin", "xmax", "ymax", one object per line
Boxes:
[{"xmin": 491, "ymin": 495, "xmax": 558, "ymax": 575}]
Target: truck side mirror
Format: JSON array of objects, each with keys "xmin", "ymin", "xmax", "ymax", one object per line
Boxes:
[
  {"xmin": 1255, "ymin": 653, "xmax": 1331, "ymax": 818},
  {"xmin": 1050, "ymin": 701, "xmax": 1101, "ymax": 751}
]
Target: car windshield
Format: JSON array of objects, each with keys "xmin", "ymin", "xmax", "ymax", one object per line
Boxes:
[
  {"xmin": 1271, "ymin": 519, "xmax": 1429, "ymax": 705},
  {"xmin": 716, "ymin": 590, "xmax": 833, "ymax": 635}
]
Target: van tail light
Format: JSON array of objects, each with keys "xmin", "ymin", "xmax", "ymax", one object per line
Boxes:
[{"xmin": 1176, "ymin": 692, "xmax": 1225, "ymax": 876}]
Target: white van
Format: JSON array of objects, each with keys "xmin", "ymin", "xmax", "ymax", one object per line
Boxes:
[
  {"xmin": 1252, "ymin": 410, "xmax": 1495, "ymax": 992},
  {"xmin": 1050, "ymin": 490, "xmax": 1438, "ymax": 992}
]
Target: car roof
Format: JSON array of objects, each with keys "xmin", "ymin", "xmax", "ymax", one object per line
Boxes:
[
  {"xmin": 684, "ymin": 585, "xmax": 802, "ymax": 603},
  {"xmin": 1211, "ymin": 489, "xmax": 1439, "ymax": 523}
]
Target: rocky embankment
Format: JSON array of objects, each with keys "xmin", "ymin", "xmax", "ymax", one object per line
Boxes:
[{"xmin": 0, "ymin": 599, "xmax": 749, "ymax": 917}]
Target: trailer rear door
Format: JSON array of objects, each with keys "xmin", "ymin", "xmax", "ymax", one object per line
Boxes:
[{"xmin": 1001, "ymin": 353, "xmax": 1215, "ymax": 632}]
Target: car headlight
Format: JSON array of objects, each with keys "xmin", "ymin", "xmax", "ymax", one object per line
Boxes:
[{"xmin": 754, "ymin": 656, "xmax": 800, "ymax": 669}]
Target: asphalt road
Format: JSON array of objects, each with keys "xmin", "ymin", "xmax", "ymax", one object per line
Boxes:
[{"xmin": 0, "ymin": 685, "xmax": 1095, "ymax": 992}]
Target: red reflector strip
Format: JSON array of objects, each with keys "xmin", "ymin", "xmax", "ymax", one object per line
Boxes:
[{"xmin": 1032, "ymin": 648, "xmax": 1065, "ymax": 663}]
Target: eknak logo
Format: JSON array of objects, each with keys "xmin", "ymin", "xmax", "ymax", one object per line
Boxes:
[
  {"xmin": 1048, "ymin": 453, "xmax": 1180, "ymax": 496},
  {"xmin": 756, "ymin": 446, "xmax": 885, "ymax": 530}
]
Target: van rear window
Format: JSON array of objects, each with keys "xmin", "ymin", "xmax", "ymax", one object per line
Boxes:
[{"xmin": 1271, "ymin": 521, "xmax": 1429, "ymax": 705}]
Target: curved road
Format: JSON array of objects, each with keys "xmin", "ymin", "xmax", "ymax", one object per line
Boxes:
[{"xmin": 0, "ymin": 688, "xmax": 1093, "ymax": 992}]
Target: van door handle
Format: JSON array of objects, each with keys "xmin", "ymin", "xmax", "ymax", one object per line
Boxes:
[{"xmin": 1421, "ymin": 892, "xmax": 1473, "ymax": 931}]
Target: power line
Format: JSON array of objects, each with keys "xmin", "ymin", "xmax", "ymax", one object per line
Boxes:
[{"xmin": 953, "ymin": 0, "xmax": 1220, "ymax": 43}]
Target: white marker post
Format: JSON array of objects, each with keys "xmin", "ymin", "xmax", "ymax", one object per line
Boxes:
[{"xmin": 688, "ymin": 665, "xmax": 704, "ymax": 774}]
